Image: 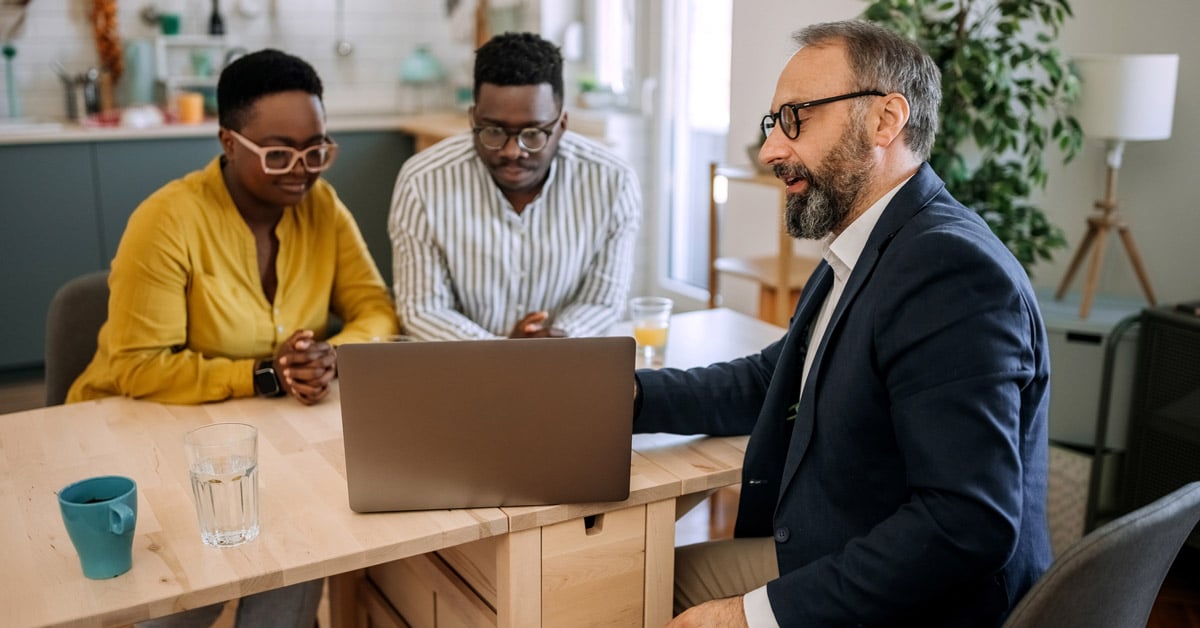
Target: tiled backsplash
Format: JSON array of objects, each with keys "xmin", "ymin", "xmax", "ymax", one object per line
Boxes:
[{"xmin": 0, "ymin": 0, "xmax": 473, "ymax": 121}]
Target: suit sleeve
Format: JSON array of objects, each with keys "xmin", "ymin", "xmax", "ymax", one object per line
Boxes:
[{"xmin": 634, "ymin": 335, "xmax": 785, "ymax": 436}]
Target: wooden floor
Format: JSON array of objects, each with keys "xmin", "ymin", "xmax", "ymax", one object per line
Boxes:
[
  {"xmin": 1150, "ymin": 545, "xmax": 1200, "ymax": 628},
  {"xmin": 3, "ymin": 374, "xmax": 1198, "ymax": 626}
]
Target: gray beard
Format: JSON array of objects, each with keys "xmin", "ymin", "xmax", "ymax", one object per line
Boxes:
[
  {"xmin": 781, "ymin": 120, "xmax": 873, "ymax": 240},
  {"xmin": 785, "ymin": 185, "xmax": 844, "ymax": 240}
]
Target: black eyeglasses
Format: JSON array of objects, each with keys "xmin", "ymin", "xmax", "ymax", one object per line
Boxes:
[
  {"xmin": 761, "ymin": 90, "xmax": 886, "ymax": 140},
  {"xmin": 472, "ymin": 113, "xmax": 562, "ymax": 152}
]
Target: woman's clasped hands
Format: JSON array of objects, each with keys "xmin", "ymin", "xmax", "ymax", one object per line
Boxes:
[{"xmin": 275, "ymin": 329, "xmax": 337, "ymax": 404}]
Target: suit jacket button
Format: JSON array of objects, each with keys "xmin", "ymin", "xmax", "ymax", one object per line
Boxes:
[{"xmin": 774, "ymin": 526, "xmax": 790, "ymax": 543}]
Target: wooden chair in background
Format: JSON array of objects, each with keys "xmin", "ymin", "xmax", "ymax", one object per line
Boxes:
[{"xmin": 708, "ymin": 162, "xmax": 819, "ymax": 326}]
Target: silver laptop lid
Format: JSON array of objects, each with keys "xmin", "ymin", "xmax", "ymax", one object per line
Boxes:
[{"xmin": 337, "ymin": 336, "xmax": 635, "ymax": 512}]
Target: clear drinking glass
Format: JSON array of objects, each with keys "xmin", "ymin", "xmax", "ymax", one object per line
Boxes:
[
  {"xmin": 184, "ymin": 422, "xmax": 260, "ymax": 547},
  {"xmin": 630, "ymin": 296, "xmax": 674, "ymax": 367}
]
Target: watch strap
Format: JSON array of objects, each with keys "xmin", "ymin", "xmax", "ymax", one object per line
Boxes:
[{"xmin": 254, "ymin": 359, "xmax": 284, "ymax": 397}]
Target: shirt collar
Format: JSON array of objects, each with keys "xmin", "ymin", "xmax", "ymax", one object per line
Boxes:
[{"xmin": 820, "ymin": 176, "xmax": 912, "ymax": 283}]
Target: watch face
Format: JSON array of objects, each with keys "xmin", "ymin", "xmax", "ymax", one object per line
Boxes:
[{"xmin": 254, "ymin": 366, "xmax": 281, "ymax": 396}]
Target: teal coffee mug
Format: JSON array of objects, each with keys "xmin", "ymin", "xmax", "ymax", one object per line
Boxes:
[{"xmin": 58, "ymin": 475, "xmax": 137, "ymax": 579}]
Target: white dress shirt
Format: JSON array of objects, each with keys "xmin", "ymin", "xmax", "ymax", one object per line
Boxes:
[
  {"xmin": 743, "ymin": 175, "xmax": 911, "ymax": 627},
  {"xmin": 388, "ymin": 131, "xmax": 641, "ymax": 339}
]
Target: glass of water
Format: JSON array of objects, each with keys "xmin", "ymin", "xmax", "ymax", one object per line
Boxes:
[{"xmin": 184, "ymin": 423, "xmax": 260, "ymax": 547}]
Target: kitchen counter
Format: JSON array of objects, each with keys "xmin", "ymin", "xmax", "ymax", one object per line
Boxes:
[
  {"xmin": 0, "ymin": 111, "xmax": 472, "ymax": 146},
  {"xmin": 0, "ymin": 109, "xmax": 623, "ymax": 147}
]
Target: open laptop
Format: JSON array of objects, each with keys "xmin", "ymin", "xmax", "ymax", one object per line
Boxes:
[{"xmin": 337, "ymin": 336, "xmax": 635, "ymax": 512}]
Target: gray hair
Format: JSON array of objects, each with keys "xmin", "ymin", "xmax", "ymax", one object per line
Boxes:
[{"xmin": 794, "ymin": 20, "xmax": 941, "ymax": 161}]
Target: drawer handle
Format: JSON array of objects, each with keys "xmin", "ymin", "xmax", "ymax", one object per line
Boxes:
[
  {"xmin": 1066, "ymin": 332, "xmax": 1102, "ymax": 345},
  {"xmin": 584, "ymin": 513, "xmax": 605, "ymax": 535}
]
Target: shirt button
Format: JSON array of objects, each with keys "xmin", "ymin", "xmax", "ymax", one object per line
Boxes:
[
  {"xmin": 276, "ymin": 325, "xmax": 284, "ymax": 333},
  {"xmin": 774, "ymin": 526, "xmax": 790, "ymax": 543}
]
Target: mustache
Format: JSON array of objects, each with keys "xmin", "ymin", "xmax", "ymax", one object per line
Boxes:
[
  {"xmin": 773, "ymin": 161, "xmax": 811, "ymax": 183},
  {"xmin": 496, "ymin": 157, "xmax": 535, "ymax": 169}
]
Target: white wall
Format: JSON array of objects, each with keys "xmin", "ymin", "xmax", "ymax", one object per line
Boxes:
[
  {"xmin": 0, "ymin": 0, "xmax": 473, "ymax": 120},
  {"xmin": 726, "ymin": 0, "xmax": 1200, "ymax": 311},
  {"xmin": 1045, "ymin": 1, "xmax": 1200, "ymax": 304}
]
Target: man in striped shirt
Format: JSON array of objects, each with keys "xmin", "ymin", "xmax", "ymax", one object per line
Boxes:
[{"xmin": 388, "ymin": 32, "xmax": 641, "ymax": 340}]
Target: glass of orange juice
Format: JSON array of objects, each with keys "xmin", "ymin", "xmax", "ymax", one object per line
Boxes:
[{"xmin": 630, "ymin": 296, "xmax": 673, "ymax": 367}]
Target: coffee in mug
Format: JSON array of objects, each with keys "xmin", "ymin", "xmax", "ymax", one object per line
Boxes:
[{"xmin": 57, "ymin": 475, "xmax": 137, "ymax": 579}]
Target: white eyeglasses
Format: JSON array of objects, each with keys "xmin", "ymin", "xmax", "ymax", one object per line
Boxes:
[{"xmin": 227, "ymin": 129, "xmax": 339, "ymax": 174}]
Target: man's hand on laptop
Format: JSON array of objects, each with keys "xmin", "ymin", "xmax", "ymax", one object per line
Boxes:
[
  {"xmin": 277, "ymin": 329, "xmax": 337, "ymax": 405},
  {"xmin": 509, "ymin": 311, "xmax": 567, "ymax": 338}
]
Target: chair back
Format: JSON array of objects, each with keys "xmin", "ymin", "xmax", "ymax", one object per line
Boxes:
[
  {"xmin": 44, "ymin": 271, "xmax": 110, "ymax": 406},
  {"xmin": 1003, "ymin": 481, "xmax": 1200, "ymax": 628}
]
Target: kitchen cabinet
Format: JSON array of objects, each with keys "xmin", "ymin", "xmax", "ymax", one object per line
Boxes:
[
  {"xmin": 0, "ymin": 144, "xmax": 105, "ymax": 370},
  {"xmin": 320, "ymin": 130, "xmax": 414, "ymax": 287},
  {"xmin": 0, "ymin": 129, "xmax": 413, "ymax": 372},
  {"xmin": 93, "ymin": 137, "xmax": 219, "ymax": 262}
]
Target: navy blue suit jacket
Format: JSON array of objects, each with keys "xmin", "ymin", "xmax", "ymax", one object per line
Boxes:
[{"xmin": 635, "ymin": 164, "xmax": 1051, "ymax": 627}]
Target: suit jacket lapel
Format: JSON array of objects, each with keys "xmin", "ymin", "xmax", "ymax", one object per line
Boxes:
[
  {"xmin": 772, "ymin": 266, "xmax": 831, "ymax": 498},
  {"xmin": 776, "ymin": 164, "xmax": 948, "ymax": 501}
]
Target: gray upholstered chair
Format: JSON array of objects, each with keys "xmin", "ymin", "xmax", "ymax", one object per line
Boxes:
[
  {"xmin": 44, "ymin": 271, "xmax": 110, "ymax": 406},
  {"xmin": 1003, "ymin": 481, "xmax": 1200, "ymax": 628}
]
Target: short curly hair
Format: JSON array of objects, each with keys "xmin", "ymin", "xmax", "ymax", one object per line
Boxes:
[
  {"xmin": 217, "ymin": 48, "xmax": 323, "ymax": 131},
  {"xmin": 473, "ymin": 32, "xmax": 563, "ymax": 105}
]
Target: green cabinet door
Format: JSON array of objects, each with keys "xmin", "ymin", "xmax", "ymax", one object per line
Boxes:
[
  {"xmin": 93, "ymin": 136, "xmax": 220, "ymax": 263},
  {"xmin": 321, "ymin": 130, "xmax": 414, "ymax": 288},
  {"xmin": 0, "ymin": 143, "xmax": 104, "ymax": 370}
]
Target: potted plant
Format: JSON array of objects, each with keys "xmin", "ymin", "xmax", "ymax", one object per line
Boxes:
[{"xmin": 862, "ymin": 0, "xmax": 1083, "ymax": 273}]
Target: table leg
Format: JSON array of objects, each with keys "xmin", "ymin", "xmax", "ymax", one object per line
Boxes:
[
  {"xmin": 497, "ymin": 527, "xmax": 542, "ymax": 628},
  {"xmin": 328, "ymin": 571, "xmax": 367, "ymax": 628},
  {"xmin": 645, "ymin": 499, "xmax": 677, "ymax": 627}
]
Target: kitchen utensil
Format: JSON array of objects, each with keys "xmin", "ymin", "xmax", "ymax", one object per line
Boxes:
[
  {"xmin": 2, "ymin": 0, "xmax": 31, "ymax": 118},
  {"xmin": 2, "ymin": 43, "xmax": 16, "ymax": 118},
  {"xmin": 83, "ymin": 67, "xmax": 100, "ymax": 114},
  {"xmin": 121, "ymin": 38, "xmax": 155, "ymax": 106},
  {"xmin": 334, "ymin": 0, "xmax": 352, "ymax": 56}
]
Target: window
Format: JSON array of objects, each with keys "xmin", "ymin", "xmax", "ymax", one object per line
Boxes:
[{"xmin": 664, "ymin": 0, "xmax": 732, "ymax": 292}]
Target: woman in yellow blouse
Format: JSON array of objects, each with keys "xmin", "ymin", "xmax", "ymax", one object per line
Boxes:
[
  {"xmin": 71, "ymin": 48, "xmax": 397, "ymax": 628},
  {"xmin": 68, "ymin": 49, "xmax": 398, "ymax": 407}
]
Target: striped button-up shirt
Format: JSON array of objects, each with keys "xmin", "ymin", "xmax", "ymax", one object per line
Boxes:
[{"xmin": 388, "ymin": 131, "xmax": 641, "ymax": 339}]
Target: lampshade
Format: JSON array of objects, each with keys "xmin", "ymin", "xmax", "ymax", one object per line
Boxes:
[{"xmin": 1072, "ymin": 53, "xmax": 1179, "ymax": 141}]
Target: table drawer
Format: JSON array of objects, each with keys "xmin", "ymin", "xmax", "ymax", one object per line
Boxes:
[
  {"xmin": 367, "ymin": 503, "xmax": 650, "ymax": 627},
  {"xmin": 541, "ymin": 505, "xmax": 647, "ymax": 626},
  {"xmin": 366, "ymin": 552, "xmax": 496, "ymax": 628}
]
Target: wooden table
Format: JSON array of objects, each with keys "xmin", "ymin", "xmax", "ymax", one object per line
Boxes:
[{"xmin": 0, "ymin": 308, "xmax": 783, "ymax": 628}]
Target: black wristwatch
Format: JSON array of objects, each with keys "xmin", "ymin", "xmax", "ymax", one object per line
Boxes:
[{"xmin": 253, "ymin": 359, "xmax": 284, "ymax": 397}]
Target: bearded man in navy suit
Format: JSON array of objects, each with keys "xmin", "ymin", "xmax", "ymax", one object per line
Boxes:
[{"xmin": 634, "ymin": 20, "xmax": 1051, "ymax": 628}]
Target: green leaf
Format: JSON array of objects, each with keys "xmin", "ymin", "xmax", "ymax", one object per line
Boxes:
[{"xmin": 863, "ymin": 0, "xmax": 1075, "ymax": 274}]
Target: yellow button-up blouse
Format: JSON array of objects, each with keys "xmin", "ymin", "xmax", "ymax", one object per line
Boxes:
[{"xmin": 68, "ymin": 157, "xmax": 399, "ymax": 404}]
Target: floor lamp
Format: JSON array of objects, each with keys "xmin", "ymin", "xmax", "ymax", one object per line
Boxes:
[{"xmin": 1055, "ymin": 53, "xmax": 1179, "ymax": 319}]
